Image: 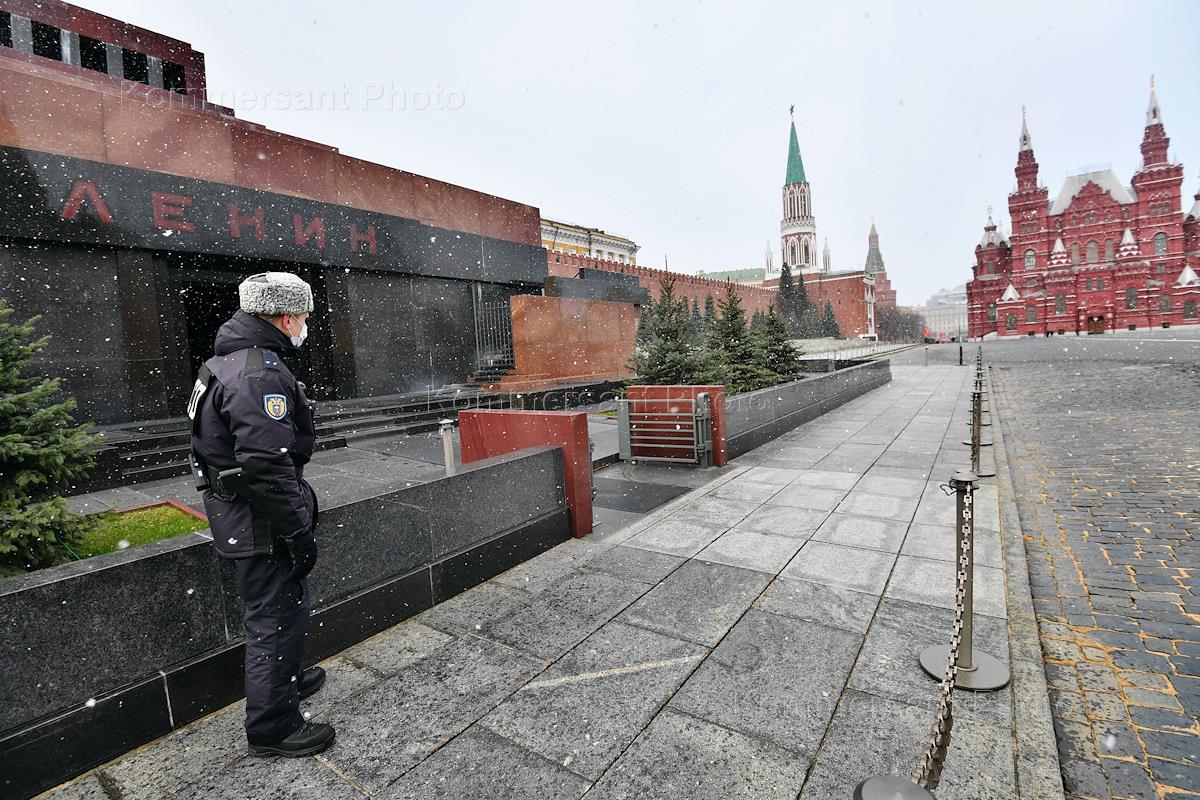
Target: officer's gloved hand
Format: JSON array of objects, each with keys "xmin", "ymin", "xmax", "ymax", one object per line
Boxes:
[{"xmin": 284, "ymin": 532, "xmax": 318, "ymax": 583}]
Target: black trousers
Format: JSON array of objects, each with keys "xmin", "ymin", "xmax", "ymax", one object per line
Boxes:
[{"xmin": 234, "ymin": 548, "xmax": 309, "ymax": 743}]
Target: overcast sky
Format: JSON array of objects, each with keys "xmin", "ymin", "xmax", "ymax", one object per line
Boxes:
[{"xmin": 79, "ymin": 1, "xmax": 1200, "ymax": 306}]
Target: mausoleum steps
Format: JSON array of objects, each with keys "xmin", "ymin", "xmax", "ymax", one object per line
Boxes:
[{"xmin": 91, "ymin": 389, "xmax": 513, "ymax": 490}]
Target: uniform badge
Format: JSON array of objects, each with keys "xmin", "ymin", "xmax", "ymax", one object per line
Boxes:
[{"xmin": 263, "ymin": 394, "xmax": 289, "ymax": 420}]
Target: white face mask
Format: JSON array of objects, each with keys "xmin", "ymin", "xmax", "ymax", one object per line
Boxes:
[{"xmin": 290, "ymin": 321, "xmax": 308, "ymax": 348}]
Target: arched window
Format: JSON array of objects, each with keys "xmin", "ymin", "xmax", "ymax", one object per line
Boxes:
[
  {"xmin": 1024, "ymin": 249, "xmax": 1035, "ymax": 269},
  {"xmin": 1055, "ymin": 294, "xmax": 1066, "ymax": 315},
  {"xmin": 1086, "ymin": 242, "xmax": 1098, "ymax": 263},
  {"xmin": 1125, "ymin": 287, "xmax": 1138, "ymax": 309},
  {"xmin": 802, "ymin": 241, "xmax": 810, "ymax": 264},
  {"xmin": 1159, "ymin": 295, "xmax": 1171, "ymax": 313},
  {"xmin": 1070, "ymin": 243, "xmax": 1080, "ymax": 264},
  {"xmin": 1105, "ymin": 240, "xmax": 1114, "ymax": 261},
  {"xmin": 789, "ymin": 240, "xmax": 799, "ymax": 266},
  {"xmin": 1154, "ymin": 232, "xmax": 1168, "ymax": 255},
  {"xmin": 1026, "ymin": 306, "xmax": 1036, "ymax": 323},
  {"xmin": 987, "ymin": 303, "xmax": 997, "ymax": 321},
  {"xmin": 1185, "ymin": 300, "xmax": 1197, "ymax": 319},
  {"xmin": 1006, "ymin": 314, "xmax": 1017, "ymax": 332}
]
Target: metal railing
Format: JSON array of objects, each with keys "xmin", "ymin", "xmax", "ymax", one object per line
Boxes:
[
  {"xmin": 617, "ymin": 394, "xmax": 713, "ymax": 466},
  {"xmin": 474, "ymin": 298, "xmax": 514, "ymax": 367}
]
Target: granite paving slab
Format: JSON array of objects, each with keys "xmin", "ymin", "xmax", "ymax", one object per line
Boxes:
[
  {"xmin": 171, "ymin": 754, "xmax": 365, "ymax": 800},
  {"xmin": 669, "ymin": 609, "xmax": 861, "ymax": 757},
  {"xmin": 789, "ymin": 469, "xmax": 863, "ymax": 491},
  {"xmin": 900, "ymin": 521, "xmax": 1002, "ymax": 568},
  {"xmin": 491, "ymin": 538, "xmax": 610, "ymax": 594},
  {"xmin": 781, "ymin": 541, "xmax": 897, "ymax": 595},
  {"xmin": 694, "ymin": 528, "xmax": 803, "ymax": 574},
  {"xmin": 380, "ymin": 726, "xmax": 591, "ymax": 800},
  {"xmin": 483, "ymin": 570, "xmax": 649, "ymax": 661},
  {"xmin": 708, "ymin": 479, "xmax": 785, "ymax": 504},
  {"xmin": 416, "ymin": 581, "xmax": 534, "ymax": 637},
  {"xmin": 591, "ymin": 477, "xmax": 690, "ymax": 514},
  {"xmin": 584, "ymin": 709, "xmax": 808, "ymax": 800},
  {"xmin": 811, "ymin": 511, "xmax": 908, "ymax": 553},
  {"xmin": 101, "ymin": 705, "xmax": 245, "ymax": 800},
  {"xmin": 765, "ymin": 484, "xmax": 848, "ymax": 511},
  {"xmin": 666, "ymin": 496, "xmax": 759, "ymax": 528},
  {"xmin": 799, "ymin": 689, "xmax": 1017, "ymax": 800},
  {"xmin": 848, "ymin": 598, "xmax": 1013, "ymax": 728},
  {"xmin": 852, "ymin": 473, "xmax": 928, "ymax": 498},
  {"xmin": 42, "ymin": 774, "xmax": 109, "ymax": 800},
  {"xmin": 617, "ymin": 560, "xmax": 772, "ymax": 648},
  {"xmin": 834, "ymin": 489, "xmax": 920, "ymax": 522},
  {"xmin": 739, "ymin": 465, "xmax": 805, "ymax": 485},
  {"xmin": 320, "ymin": 635, "xmax": 546, "ymax": 792},
  {"xmin": 884, "ymin": 553, "xmax": 1007, "ymax": 618},
  {"xmin": 753, "ymin": 574, "xmax": 878, "ymax": 635},
  {"xmin": 733, "ymin": 504, "xmax": 827, "ymax": 538},
  {"xmin": 580, "ymin": 545, "xmax": 686, "ymax": 585},
  {"xmin": 341, "ymin": 619, "xmax": 455, "ymax": 675},
  {"xmin": 623, "ymin": 517, "xmax": 727, "ymax": 558},
  {"xmin": 479, "ymin": 621, "xmax": 706, "ymax": 780}
]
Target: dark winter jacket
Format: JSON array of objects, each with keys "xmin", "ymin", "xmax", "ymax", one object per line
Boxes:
[{"xmin": 191, "ymin": 310, "xmax": 317, "ymax": 558}]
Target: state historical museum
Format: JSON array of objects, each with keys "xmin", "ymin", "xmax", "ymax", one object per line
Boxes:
[{"xmin": 967, "ymin": 84, "xmax": 1200, "ymax": 338}]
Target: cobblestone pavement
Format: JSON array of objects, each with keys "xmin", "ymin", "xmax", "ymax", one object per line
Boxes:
[
  {"xmin": 953, "ymin": 332, "xmax": 1200, "ymax": 800},
  {"xmin": 42, "ymin": 365, "xmax": 1054, "ymax": 800}
]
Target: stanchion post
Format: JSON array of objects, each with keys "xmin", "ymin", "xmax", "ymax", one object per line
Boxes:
[
  {"xmin": 440, "ymin": 419, "xmax": 456, "ymax": 477},
  {"xmin": 919, "ymin": 471, "xmax": 1009, "ymax": 690}
]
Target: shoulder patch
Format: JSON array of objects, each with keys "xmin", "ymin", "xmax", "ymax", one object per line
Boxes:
[{"xmin": 263, "ymin": 393, "xmax": 289, "ymax": 420}]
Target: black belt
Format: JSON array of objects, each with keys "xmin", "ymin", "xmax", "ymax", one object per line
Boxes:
[{"xmin": 206, "ymin": 464, "xmax": 305, "ymax": 501}]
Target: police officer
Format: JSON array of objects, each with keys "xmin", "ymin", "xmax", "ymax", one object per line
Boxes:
[{"xmin": 189, "ymin": 271, "xmax": 335, "ymax": 757}]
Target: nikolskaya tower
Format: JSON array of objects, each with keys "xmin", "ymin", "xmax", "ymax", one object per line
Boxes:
[{"xmin": 778, "ymin": 107, "xmax": 819, "ymax": 276}]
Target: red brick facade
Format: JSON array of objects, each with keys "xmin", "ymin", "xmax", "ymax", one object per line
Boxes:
[
  {"xmin": 968, "ymin": 92, "xmax": 1200, "ymax": 338},
  {"xmin": 547, "ymin": 251, "xmax": 780, "ymax": 316}
]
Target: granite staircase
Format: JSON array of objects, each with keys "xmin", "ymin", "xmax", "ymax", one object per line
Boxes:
[{"xmin": 97, "ymin": 388, "xmax": 512, "ymax": 487}]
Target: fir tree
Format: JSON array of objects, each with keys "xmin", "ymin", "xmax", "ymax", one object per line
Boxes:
[
  {"xmin": 628, "ymin": 277, "xmax": 709, "ymax": 386},
  {"xmin": 822, "ymin": 299, "xmax": 842, "ymax": 338},
  {"xmin": 707, "ymin": 285, "xmax": 779, "ymax": 393},
  {"xmin": 703, "ymin": 294, "xmax": 716, "ymax": 328},
  {"xmin": 0, "ymin": 301, "xmax": 102, "ymax": 575},
  {"xmin": 794, "ymin": 268, "xmax": 812, "ymax": 314},
  {"xmin": 750, "ymin": 309, "xmax": 766, "ymax": 332},
  {"xmin": 776, "ymin": 262, "xmax": 799, "ymax": 334},
  {"xmin": 799, "ymin": 306, "xmax": 823, "ymax": 339},
  {"xmin": 635, "ymin": 305, "xmax": 651, "ymax": 346},
  {"xmin": 690, "ymin": 297, "xmax": 703, "ymax": 336},
  {"xmin": 754, "ymin": 307, "xmax": 804, "ymax": 381}
]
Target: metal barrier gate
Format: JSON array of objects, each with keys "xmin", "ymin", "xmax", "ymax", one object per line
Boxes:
[
  {"xmin": 617, "ymin": 393, "xmax": 713, "ymax": 466},
  {"xmin": 473, "ymin": 297, "xmax": 514, "ymax": 367}
]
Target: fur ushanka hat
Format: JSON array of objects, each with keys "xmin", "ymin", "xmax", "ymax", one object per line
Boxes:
[{"xmin": 238, "ymin": 272, "xmax": 314, "ymax": 316}]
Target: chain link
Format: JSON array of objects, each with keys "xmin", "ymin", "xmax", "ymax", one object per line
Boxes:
[{"xmin": 910, "ymin": 488, "xmax": 973, "ymax": 791}]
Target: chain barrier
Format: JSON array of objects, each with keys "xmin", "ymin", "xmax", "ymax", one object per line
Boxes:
[
  {"xmin": 853, "ymin": 354, "xmax": 1009, "ymax": 799},
  {"xmin": 909, "ymin": 478, "xmax": 973, "ymax": 790}
]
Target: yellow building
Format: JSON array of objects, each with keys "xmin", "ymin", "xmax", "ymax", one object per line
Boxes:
[{"xmin": 541, "ymin": 218, "xmax": 639, "ymax": 265}]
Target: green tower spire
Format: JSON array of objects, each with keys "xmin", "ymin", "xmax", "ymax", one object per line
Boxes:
[{"xmin": 785, "ymin": 118, "xmax": 807, "ymax": 185}]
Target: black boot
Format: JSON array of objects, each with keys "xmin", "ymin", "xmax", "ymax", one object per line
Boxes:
[
  {"xmin": 249, "ymin": 721, "xmax": 336, "ymax": 757},
  {"xmin": 298, "ymin": 666, "xmax": 326, "ymax": 700}
]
